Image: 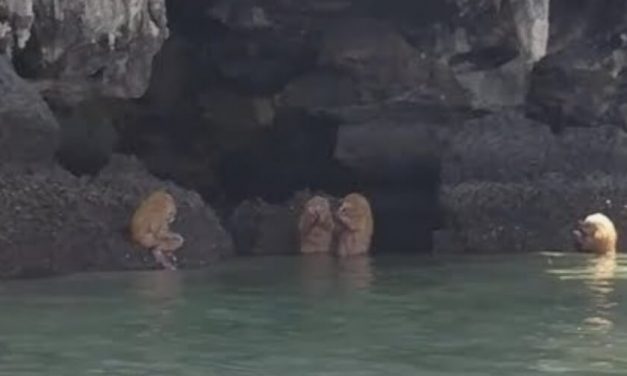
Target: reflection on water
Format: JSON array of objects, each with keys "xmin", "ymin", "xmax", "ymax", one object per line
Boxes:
[
  {"xmin": 131, "ymin": 269, "xmax": 183, "ymax": 302},
  {"xmin": 582, "ymin": 254, "xmax": 616, "ymax": 333},
  {"xmin": 545, "ymin": 253, "xmax": 619, "ymax": 333},
  {"xmin": 338, "ymin": 255, "xmax": 374, "ymax": 291},
  {"xmin": 541, "ymin": 252, "xmax": 625, "ymax": 373},
  {"xmin": 3, "ymin": 253, "xmax": 627, "ymax": 375},
  {"xmin": 298, "ymin": 255, "xmax": 374, "ymax": 296}
]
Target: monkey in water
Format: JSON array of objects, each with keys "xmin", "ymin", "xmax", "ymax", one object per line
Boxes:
[
  {"xmin": 130, "ymin": 190, "xmax": 184, "ymax": 270},
  {"xmin": 335, "ymin": 193, "xmax": 374, "ymax": 257},
  {"xmin": 573, "ymin": 212, "xmax": 617, "ymax": 255},
  {"xmin": 298, "ymin": 195, "xmax": 335, "ymax": 254}
]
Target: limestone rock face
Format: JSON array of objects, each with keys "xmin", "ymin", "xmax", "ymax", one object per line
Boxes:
[
  {"xmin": 4, "ymin": 0, "xmax": 627, "ymax": 260},
  {"xmin": 0, "ymin": 0, "xmax": 35, "ymax": 54},
  {"xmin": 8, "ymin": 0, "xmax": 169, "ymax": 101},
  {"xmin": 436, "ymin": 112, "xmax": 627, "ymax": 254},
  {"xmin": 0, "ymin": 56, "xmax": 59, "ymax": 165}
]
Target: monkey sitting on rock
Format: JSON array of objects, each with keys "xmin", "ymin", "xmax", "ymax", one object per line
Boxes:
[{"xmin": 130, "ymin": 190, "xmax": 184, "ymax": 270}]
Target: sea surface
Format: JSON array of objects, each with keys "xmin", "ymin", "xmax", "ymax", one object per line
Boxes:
[{"xmin": 1, "ymin": 252, "xmax": 627, "ymax": 375}]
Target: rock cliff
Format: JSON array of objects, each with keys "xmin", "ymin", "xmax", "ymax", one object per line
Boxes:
[{"xmin": 2, "ymin": 0, "xmax": 627, "ymax": 272}]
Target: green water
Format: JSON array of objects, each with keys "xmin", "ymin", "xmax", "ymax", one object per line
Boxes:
[{"xmin": 1, "ymin": 253, "xmax": 627, "ymax": 375}]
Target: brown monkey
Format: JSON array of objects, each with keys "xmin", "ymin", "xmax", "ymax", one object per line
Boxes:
[
  {"xmin": 130, "ymin": 190, "xmax": 184, "ymax": 270},
  {"xmin": 573, "ymin": 212, "xmax": 617, "ymax": 255},
  {"xmin": 298, "ymin": 196, "xmax": 335, "ymax": 254},
  {"xmin": 335, "ymin": 193, "xmax": 374, "ymax": 257}
]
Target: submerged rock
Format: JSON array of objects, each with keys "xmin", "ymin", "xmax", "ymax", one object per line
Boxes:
[{"xmin": 0, "ymin": 155, "xmax": 233, "ymax": 279}]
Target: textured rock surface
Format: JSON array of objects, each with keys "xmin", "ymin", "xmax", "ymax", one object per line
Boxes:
[
  {"xmin": 437, "ymin": 174, "xmax": 627, "ymax": 254},
  {"xmin": 437, "ymin": 111, "xmax": 627, "ymax": 253},
  {"xmin": 525, "ymin": 1, "xmax": 627, "ymax": 131},
  {"xmin": 0, "ymin": 56, "xmax": 59, "ymax": 164},
  {"xmin": 440, "ymin": 111, "xmax": 627, "ymax": 185},
  {"xmin": 0, "ymin": 155, "xmax": 233, "ymax": 279},
  {"xmin": 4, "ymin": 0, "xmax": 627, "ymax": 259},
  {"xmin": 511, "ymin": 0, "xmax": 550, "ymax": 63},
  {"xmin": 129, "ymin": 0, "xmax": 561, "ymax": 202},
  {"xmin": 333, "ymin": 102, "xmax": 465, "ymax": 183},
  {"xmin": 132, "ymin": 0, "xmax": 627, "ymax": 254},
  {"xmin": 0, "ymin": 0, "xmax": 34, "ymax": 54},
  {"xmin": 11, "ymin": 0, "xmax": 168, "ymax": 101}
]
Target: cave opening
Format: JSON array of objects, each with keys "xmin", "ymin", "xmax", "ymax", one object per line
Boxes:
[
  {"xmin": 38, "ymin": 0, "xmax": 443, "ymax": 255},
  {"xmin": 217, "ymin": 109, "xmax": 347, "ymax": 205},
  {"xmin": 122, "ymin": 0, "xmax": 443, "ymax": 254}
]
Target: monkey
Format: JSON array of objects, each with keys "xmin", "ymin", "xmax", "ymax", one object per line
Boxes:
[
  {"xmin": 335, "ymin": 193, "xmax": 374, "ymax": 257},
  {"xmin": 130, "ymin": 190, "xmax": 184, "ymax": 270},
  {"xmin": 298, "ymin": 195, "xmax": 335, "ymax": 254},
  {"xmin": 573, "ymin": 212, "xmax": 617, "ymax": 255}
]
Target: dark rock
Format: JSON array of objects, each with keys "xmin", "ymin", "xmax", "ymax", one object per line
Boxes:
[
  {"xmin": 437, "ymin": 173, "xmax": 627, "ymax": 254},
  {"xmin": 451, "ymin": 53, "xmax": 529, "ymax": 110},
  {"xmin": 0, "ymin": 0, "xmax": 34, "ymax": 55},
  {"xmin": 441, "ymin": 112, "xmax": 627, "ymax": 185},
  {"xmin": 278, "ymin": 17, "xmax": 439, "ymax": 113},
  {"xmin": 228, "ymin": 190, "xmax": 327, "ymax": 255},
  {"xmin": 0, "ymin": 155, "xmax": 233, "ymax": 279},
  {"xmin": 526, "ymin": 37, "xmax": 621, "ymax": 131},
  {"xmin": 332, "ymin": 100, "xmax": 476, "ymax": 183},
  {"xmin": 218, "ymin": 109, "xmax": 342, "ymax": 204},
  {"xmin": 0, "ymin": 56, "xmax": 59, "ymax": 165},
  {"xmin": 13, "ymin": 0, "xmax": 169, "ymax": 101},
  {"xmin": 526, "ymin": 0, "xmax": 627, "ymax": 132},
  {"xmin": 55, "ymin": 98, "xmax": 118, "ymax": 176},
  {"xmin": 317, "ymin": 17, "xmax": 430, "ymax": 102},
  {"xmin": 279, "ymin": 70, "xmax": 361, "ymax": 112},
  {"xmin": 142, "ymin": 34, "xmax": 202, "ymax": 117},
  {"xmin": 438, "ymin": 111, "xmax": 627, "ymax": 253},
  {"xmin": 6, "ymin": 0, "xmax": 626, "ymax": 259},
  {"xmin": 441, "ymin": 112, "xmax": 554, "ymax": 185},
  {"xmin": 207, "ymin": 0, "xmax": 273, "ymax": 31},
  {"xmin": 199, "ymin": 89, "xmax": 275, "ymax": 132},
  {"xmin": 334, "ymin": 111, "xmax": 443, "ymax": 183},
  {"xmin": 550, "ymin": 125, "xmax": 627, "ymax": 177},
  {"xmin": 207, "ymin": 28, "xmax": 317, "ymax": 95}
]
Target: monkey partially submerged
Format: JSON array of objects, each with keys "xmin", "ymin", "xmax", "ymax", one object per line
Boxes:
[
  {"xmin": 298, "ymin": 195, "xmax": 335, "ymax": 254},
  {"xmin": 335, "ymin": 193, "xmax": 374, "ymax": 257},
  {"xmin": 573, "ymin": 212, "xmax": 617, "ymax": 255},
  {"xmin": 130, "ymin": 190, "xmax": 184, "ymax": 270}
]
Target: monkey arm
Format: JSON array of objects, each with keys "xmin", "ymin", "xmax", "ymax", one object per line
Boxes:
[
  {"xmin": 299, "ymin": 212, "xmax": 319, "ymax": 235},
  {"xmin": 337, "ymin": 215, "xmax": 359, "ymax": 232}
]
